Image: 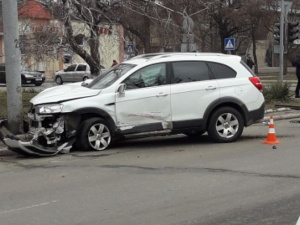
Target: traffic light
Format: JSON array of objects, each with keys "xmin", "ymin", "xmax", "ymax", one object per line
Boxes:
[
  {"xmin": 273, "ymin": 23, "xmax": 281, "ymax": 44},
  {"xmin": 287, "ymin": 22, "xmax": 299, "ymax": 44}
]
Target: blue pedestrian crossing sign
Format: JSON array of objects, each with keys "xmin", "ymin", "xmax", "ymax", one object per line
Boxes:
[
  {"xmin": 127, "ymin": 44, "xmax": 135, "ymax": 56},
  {"xmin": 224, "ymin": 38, "xmax": 235, "ymax": 51}
]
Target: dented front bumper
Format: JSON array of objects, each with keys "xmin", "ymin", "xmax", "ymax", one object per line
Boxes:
[{"xmin": 0, "ymin": 113, "xmax": 77, "ymax": 157}]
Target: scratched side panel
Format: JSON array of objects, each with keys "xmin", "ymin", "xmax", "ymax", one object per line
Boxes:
[{"xmin": 115, "ymin": 85, "xmax": 172, "ymax": 133}]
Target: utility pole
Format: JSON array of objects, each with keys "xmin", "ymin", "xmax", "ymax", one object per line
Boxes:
[
  {"xmin": 279, "ymin": 0, "xmax": 285, "ymax": 83},
  {"xmin": 2, "ymin": 0, "xmax": 23, "ymax": 134}
]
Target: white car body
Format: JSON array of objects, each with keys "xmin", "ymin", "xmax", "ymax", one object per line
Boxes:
[{"xmin": 0, "ymin": 53, "xmax": 265, "ymax": 156}]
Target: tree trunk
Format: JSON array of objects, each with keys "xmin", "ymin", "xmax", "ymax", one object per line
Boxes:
[
  {"xmin": 89, "ymin": 26, "xmax": 101, "ymax": 76},
  {"xmin": 220, "ymin": 33, "xmax": 226, "ymax": 53},
  {"xmin": 143, "ymin": 15, "xmax": 151, "ymax": 53},
  {"xmin": 62, "ymin": 0, "xmax": 100, "ymax": 76}
]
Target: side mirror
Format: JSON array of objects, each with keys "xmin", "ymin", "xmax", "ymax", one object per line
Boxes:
[{"xmin": 117, "ymin": 83, "xmax": 126, "ymax": 95}]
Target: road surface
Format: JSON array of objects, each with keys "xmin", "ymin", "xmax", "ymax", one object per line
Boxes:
[{"xmin": 0, "ymin": 119, "xmax": 300, "ymax": 225}]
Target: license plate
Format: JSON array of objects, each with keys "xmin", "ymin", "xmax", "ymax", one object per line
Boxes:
[{"xmin": 35, "ymin": 78, "xmax": 42, "ymax": 81}]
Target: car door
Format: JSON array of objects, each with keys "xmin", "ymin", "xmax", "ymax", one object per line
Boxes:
[
  {"xmin": 170, "ymin": 61, "xmax": 220, "ymax": 129},
  {"xmin": 116, "ymin": 63, "xmax": 171, "ymax": 134},
  {"xmin": 63, "ymin": 64, "xmax": 76, "ymax": 82},
  {"xmin": 74, "ymin": 64, "xmax": 87, "ymax": 82}
]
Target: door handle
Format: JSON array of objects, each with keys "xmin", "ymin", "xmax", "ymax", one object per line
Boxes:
[
  {"xmin": 156, "ymin": 92, "xmax": 168, "ymax": 97},
  {"xmin": 205, "ymin": 86, "xmax": 217, "ymax": 90}
]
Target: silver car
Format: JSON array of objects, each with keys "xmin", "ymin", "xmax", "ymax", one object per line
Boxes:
[{"xmin": 54, "ymin": 63, "xmax": 107, "ymax": 85}]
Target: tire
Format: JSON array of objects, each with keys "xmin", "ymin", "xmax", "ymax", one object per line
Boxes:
[
  {"xmin": 83, "ymin": 76, "xmax": 88, "ymax": 81},
  {"xmin": 207, "ymin": 107, "xmax": 244, "ymax": 143},
  {"xmin": 79, "ymin": 118, "xmax": 113, "ymax": 151},
  {"xmin": 184, "ymin": 131, "xmax": 205, "ymax": 138},
  {"xmin": 55, "ymin": 76, "xmax": 63, "ymax": 85}
]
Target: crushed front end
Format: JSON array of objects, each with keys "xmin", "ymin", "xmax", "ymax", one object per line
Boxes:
[{"xmin": 0, "ymin": 104, "xmax": 78, "ymax": 157}]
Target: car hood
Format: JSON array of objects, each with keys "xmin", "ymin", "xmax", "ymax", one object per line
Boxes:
[{"xmin": 31, "ymin": 84, "xmax": 101, "ymax": 105}]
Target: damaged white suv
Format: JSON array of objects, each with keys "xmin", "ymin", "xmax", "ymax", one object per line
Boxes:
[{"xmin": 0, "ymin": 53, "xmax": 265, "ymax": 156}]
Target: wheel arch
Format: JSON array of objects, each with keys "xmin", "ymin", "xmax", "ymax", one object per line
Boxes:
[
  {"xmin": 204, "ymin": 97, "xmax": 249, "ymax": 130},
  {"xmin": 73, "ymin": 107, "xmax": 116, "ymax": 132}
]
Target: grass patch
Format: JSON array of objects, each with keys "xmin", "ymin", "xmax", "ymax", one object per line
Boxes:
[
  {"xmin": 0, "ymin": 91, "xmax": 39, "ymax": 119},
  {"xmin": 263, "ymin": 82, "xmax": 291, "ymax": 103}
]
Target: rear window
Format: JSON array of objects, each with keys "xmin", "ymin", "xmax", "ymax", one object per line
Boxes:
[
  {"xmin": 77, "ymin": 65, "xmax": 87, "ymax": 71},
  {"xmin": 240, "ymin": 60, "xmax": 256, "ymax": 76},
  {"xmin": 207, "ymin": 62, "xmax": 237, "ymax": 79}
]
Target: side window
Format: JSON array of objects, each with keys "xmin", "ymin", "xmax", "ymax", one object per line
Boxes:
[
  {"xmin": 65, "ymin": 65, "xmax": 76, "ymax": 72},
  {"xmin": 172, "ymin": 61, "xmax": 210, "ymax": 84},
  {"xmin": 77, "ymin": 65, "xmax": 87, "ymax": 71},
  {"xmin": 207, "ymin": 62, "xmax": 237, "ymax": 79},
  {"xmin": 124, "ymin": 63, "xmax": 166, "ymax": 90}
]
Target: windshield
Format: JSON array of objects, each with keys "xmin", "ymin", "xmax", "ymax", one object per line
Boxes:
[{"xmin": 88, "ymin": 63, "xmax": 136, "ymax": 89}]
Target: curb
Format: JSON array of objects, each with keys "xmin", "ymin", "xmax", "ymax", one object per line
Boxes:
[{"xmin": 260, "ymin": 113, "xmax": 300, "ymax": 123}]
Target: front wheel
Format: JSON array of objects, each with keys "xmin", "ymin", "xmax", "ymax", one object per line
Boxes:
[
  {"xmin": 55, "ymin": 76, "xmax": 63, "ymax": 85},
  {"xmin": 207, "ymin": 107, "xmax": 244, "ymax": 143},
  {"xmin": 79, "ymin": 118, "xmax": 113, "ymax": 151}
]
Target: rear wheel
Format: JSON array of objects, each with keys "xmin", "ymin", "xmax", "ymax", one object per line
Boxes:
[
  {"xmin": 83, "ymin": 76, "xmax": 88, "ymax": 81},
  {"xmin": 55, "ymin": 76, "xmax": 63, "ymax": 85},
  {"xmin": 79, "ymin": 118, "xmax": 113, "ymax": 151},
  {"xmin": 207, "ymin": 107, "xmax": 244, "ymax": 143}
]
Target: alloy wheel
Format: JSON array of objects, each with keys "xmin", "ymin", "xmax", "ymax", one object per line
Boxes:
[
  {"xmin": 215, "ymin": 113, "xmax": 239, "ymax": 139},
  {"xmin": 88, "ymin": 123, "xmax": 111, "ymax": 151}
]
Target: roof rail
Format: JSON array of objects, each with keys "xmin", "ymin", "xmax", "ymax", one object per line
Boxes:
[{"xmin": 131, "ymin": 52, "xmax": 228, "ymax": 61}]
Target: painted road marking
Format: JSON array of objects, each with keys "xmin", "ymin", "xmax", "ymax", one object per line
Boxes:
[{"xmin": 0, "ymin": 200, "xmax": 59, "ymax": 215}]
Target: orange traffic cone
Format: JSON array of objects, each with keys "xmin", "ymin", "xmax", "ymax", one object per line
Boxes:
[{"xmin": 263, "ymin": 116, "xmax": 280, "ymax": 145}]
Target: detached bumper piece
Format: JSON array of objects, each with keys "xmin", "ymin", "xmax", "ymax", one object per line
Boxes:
[{"xmin": 0, "ymin": 120, "xmax": 75, "ymax": 157}]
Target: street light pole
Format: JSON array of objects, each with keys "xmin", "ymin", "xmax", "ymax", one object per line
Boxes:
[
  {"xmin": 279, "ymin": 0, "xmax": 285, "ymax": 83},
  {"xmin": 2, "ymin": 0, "xmax": 23, "ymax": 134}
]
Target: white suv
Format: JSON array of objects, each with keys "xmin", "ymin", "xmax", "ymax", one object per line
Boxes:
[{"xmin": 0, "ymin": 53, "xmax": 265, "ymax": 156}]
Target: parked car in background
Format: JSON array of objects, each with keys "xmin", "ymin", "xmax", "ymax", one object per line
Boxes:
[
  {"xmin": 0, "ymin": 63, "xmax": 45, "ymax": 86},
  {"xmin": 53, "ymin": 63, "xmax": 108, "ymax": 85}
]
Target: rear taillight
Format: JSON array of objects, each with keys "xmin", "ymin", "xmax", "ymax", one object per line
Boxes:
[{"xmin": 249, "ymin": 77, "xmax": 263, "ymax": 91}]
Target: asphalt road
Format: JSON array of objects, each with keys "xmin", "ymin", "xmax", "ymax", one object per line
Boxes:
[{"xmin": 0, "ymin": 120, "xmax": 300, "ymax": 225}]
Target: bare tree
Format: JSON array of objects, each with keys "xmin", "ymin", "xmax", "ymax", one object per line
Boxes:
[{"xmin": 59, "ymin": 0, "xmax": 121, "ymax": 75}]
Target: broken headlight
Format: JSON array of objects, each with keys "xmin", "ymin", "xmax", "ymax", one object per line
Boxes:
[{"xmin": 37, "ymin": 104, "xmax": 63, "ymax": 114}]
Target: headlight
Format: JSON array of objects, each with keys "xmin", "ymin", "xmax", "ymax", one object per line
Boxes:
[
  {"xmin": 24, "ymin": 74, "xmax": 33, "ymax": 78},
  {"xmin": 37, "ymin": 104, "xmax": 63, "ymax": 114}
]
